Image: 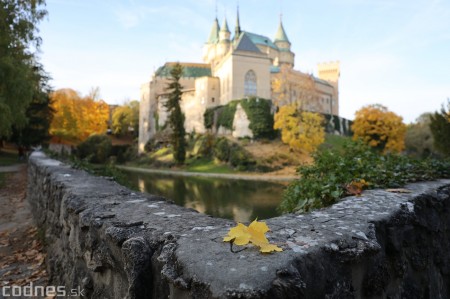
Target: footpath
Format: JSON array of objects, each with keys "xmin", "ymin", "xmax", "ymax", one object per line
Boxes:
[{"xmin": 0, "ymin": 164, "xmax": 49, "ymax": 298}]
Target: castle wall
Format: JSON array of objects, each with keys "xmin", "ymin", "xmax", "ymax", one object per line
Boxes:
[
  {"xmin": 213, "ymin": 54, "xmax": 233, "ymax": 105},
  {"xmin": 232, "ymin": 52, "xmax": 271, "ymax": 101},
  {"xmin": 318, "ymin": 61, "xmax": 340, "ymax": 115},
  {"xmin": 138, "ymin": 76, "xmax": 199, "ymax": 151}
]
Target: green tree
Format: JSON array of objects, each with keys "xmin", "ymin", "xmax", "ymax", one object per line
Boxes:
[
  {"xmin": 0, "ymin": 0, "xmax": 48, "ymax": 138},
  {"xmin": 430, "ymin": 99, "xmax": 450, "ymax": 157},
  {"xmin": 404, "ymin": 113, "xmax": 436, "ymax": 158},
  {"xmin": 111, "ymin": 100, "xmax": 139, "ymax": 136},
  {"xmin": 165, "ymin": 63, "xmax": 186, "ymax": 164}
]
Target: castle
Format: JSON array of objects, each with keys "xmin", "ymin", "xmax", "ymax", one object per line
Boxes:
[{"xmin": 139, "ymin": 11, "xmax": 340, "ymax": 153}]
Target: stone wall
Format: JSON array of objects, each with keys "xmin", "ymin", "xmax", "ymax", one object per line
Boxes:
[{"xmin": 27, "ymin": 151, "xmax": 450, "ymax": 298}]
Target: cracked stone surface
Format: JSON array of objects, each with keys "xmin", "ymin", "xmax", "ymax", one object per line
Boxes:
[{"xmin": 27, "ymin": 151, "xmax": 450, "ymax": 298}]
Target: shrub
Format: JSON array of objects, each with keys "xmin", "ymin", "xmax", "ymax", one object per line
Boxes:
[
  {"xmin": 281, "ymin": 140, "xmax": 450, "ymax": 213},
  {"xmin": 110, "ymin": 144, "xmax": 131, "ymax": 163},
  {"xmin": 203, "ymin": 106, "xmax": 222, "ymax": 129},
  {"xmin": 217, "ymin": 101, "xmax": 239, "ymax": 130},
  {"xmin": 76, "ymin": 134, "xmax": 112, "ymax": 163},
  {"xmin": 213, "ymin": 137, "xmax": 231, "ymax": 161},
  {"xmin": 229, "ymin": 145, "xmax": 255, "ymax": 170}
]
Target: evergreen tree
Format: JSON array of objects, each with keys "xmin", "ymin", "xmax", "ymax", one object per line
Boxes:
[
  {"xmin": 165, "ymin": 63, "xmax": 186, "ymax": 164},
  {"xmin": 430, "ymin": 99, "xmax": 450, "ymax": 157}
]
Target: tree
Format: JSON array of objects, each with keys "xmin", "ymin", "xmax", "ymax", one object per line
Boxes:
[
  {"xmin": 165, "ymin": 63, "xmax": 186, "ymax": 164},
  {"xmin": 49, "ymin": 88, "xmax": 109, "ymax": 143},
  {"xmin": 430, "ymin": 99, "xmax": 450, "ymax": 157},
  {"xmin": 351, "ymin": 104, "xmax": 406, "ymax": 153},
  {"xmin": 404, "ymin": 113, "xmax": 436, "ymax": 158},
  {"xmin": 0, "ymin": 0, "xmax": 48, "ymax": 138},
  {"xmin": 271, "ymin": 65, "xmax": 318, "ymax": 109},
  {"xmin": 111, "ymin": 100, "xmax": 139, "ymax": 136},
  {"xmin": 274, "ymin": 104, "xmax": 325, "ymax": 153}
]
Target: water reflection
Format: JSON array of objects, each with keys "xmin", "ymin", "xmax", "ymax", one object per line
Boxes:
[{"xmin": 124, "ymin": 171, "xmax": 286, "ymax": 222}]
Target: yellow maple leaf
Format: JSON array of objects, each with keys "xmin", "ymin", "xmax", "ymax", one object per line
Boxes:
[
  {"xmin": 223, "ymin": 220, "xmax": 283, "ymax": 253},
  {"xmin": 259, "ymin": 243, "xmax": 283, "ymax": 253},
  {"xmin": 223, "ymin": 223, "xmax": 251, "ymax": 246}
]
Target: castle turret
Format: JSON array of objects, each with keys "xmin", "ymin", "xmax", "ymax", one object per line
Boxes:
[
  {"xmin": 203, "ymin": 18, "xmax": 221, "ymax": 63},
  {"xmin": 219, "ymin": 17, "xmax": 231, "ymax": 41},
  {"xmin": 217, "ymin": 17, "xmax": 231, "ymax": 57},
  {"xmin": 208, "ymin": 17, "xmax": 220, "ymax": 44},
  {"xmin": 274, "ymin": 19, "xmax": 290, "ymax": 49},
  {"xmin": 273, "ymin": 18, "xmax": 295, "ymax": 68}
]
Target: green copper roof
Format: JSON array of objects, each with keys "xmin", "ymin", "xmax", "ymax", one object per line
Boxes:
[
  {"xmin": 274, "ymin": 20, "xmax": 290, "ymax": 43},
  {"xmin": 243, "ymin": 31, "xmax": 278, "ymax": 50},
  {"xmin": 155, "ymin": 63, "xmax": 212, "ymax": 78},
  {"xmin": 207, "ymin": 18, "xmax": 220, "ymax": 44},
  {"xmin": 220, "ymin": 17, "xmax": 230, "ymax": 33}
]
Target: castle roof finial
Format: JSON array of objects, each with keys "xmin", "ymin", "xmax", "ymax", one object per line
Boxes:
[{"xmin": 234, "ymin": 3, "xmax": 241, "ymax": 40}]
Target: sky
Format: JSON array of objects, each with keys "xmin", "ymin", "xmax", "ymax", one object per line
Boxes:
[{"xmin": 38, "ymin": 0, "xmax": 450, "ymax": 123}]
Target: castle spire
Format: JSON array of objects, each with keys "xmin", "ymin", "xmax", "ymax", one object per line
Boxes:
[
  {"xmin": 220, "ymin": 16, "xmax": 230, "ymax": 34},
  {"xmin": 274, "ymin": 15, "xmax": 290, "ymax": 44},
  {"xmin": 207, "ymin": 17, "xmax": 220, "ymax": 44},
  {"xmin": 219, "ymin": 16, "xmax": 231, "ymax": 41},
  {"xmin": 234, "ymin": 5, "xmax": 241, "ymax": 40}
]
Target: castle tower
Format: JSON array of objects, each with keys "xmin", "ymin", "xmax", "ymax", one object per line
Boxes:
[
  {"xmin": 273, "ymin": 17, "xmax": 295, "ymax": 68},
  {"xmin": 219, "ymin": 17, "xmax": 231, "ymax": 41},
  {"xmin": 202, "ymin": 18, "xmax": 220, "ymax": 63},
  {"xmin": 318, "ymin": 61, "xmax": 340, "ymax": 115},
  {"xmin": 217, "ymin": 17, "xmax": 231, "ymax": 57}
]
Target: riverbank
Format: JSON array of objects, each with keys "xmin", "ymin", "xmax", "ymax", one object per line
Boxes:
[{"xmin": 117, "ymin": 165, "xmax": 297, "ymax": 182}]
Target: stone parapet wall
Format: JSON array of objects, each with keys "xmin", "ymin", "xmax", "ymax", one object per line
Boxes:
[{"xmin": 27, "ymin": 151, "xmax": 450, "ymax": 298}]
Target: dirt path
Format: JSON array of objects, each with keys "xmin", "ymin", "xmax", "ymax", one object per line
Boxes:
[{"xmin": 0, "ymin": 165, "xmax": 49, "ymax": 298}]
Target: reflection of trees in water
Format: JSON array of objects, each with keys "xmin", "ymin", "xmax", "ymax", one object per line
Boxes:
[{"xmin": 126, "ymin": 172, "xmax": 284, "ymax": 222}]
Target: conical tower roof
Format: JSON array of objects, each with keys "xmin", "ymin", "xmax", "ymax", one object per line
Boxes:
[
  {"xmin": 220, "ymin": 17, "xmax": 230, "ymax": 33},
  {"xmin": 274, "ymin": 19, "xmax": 290, "ymax": 43},
  {"xmin": 207, "ymin": 18, "xmax": 220, "ymax": 44}
]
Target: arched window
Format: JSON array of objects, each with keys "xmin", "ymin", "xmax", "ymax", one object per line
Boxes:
[{"xmin": 244, "ymin": 70, "xmax": 257, "ymax": 96}]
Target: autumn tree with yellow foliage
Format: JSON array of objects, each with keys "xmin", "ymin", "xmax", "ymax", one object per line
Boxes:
[
  {"xmin": 50, "ymin": 88, "xmax": 109, "ymax": 143},
  {"xmin": 274, "ymin": 104, "xmax": 325, "ymax": 153},
  {"xmin": 351, "ymin": 104, "xmax": 406, "ymax": 153}
]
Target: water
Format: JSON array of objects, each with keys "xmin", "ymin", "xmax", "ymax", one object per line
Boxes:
[{"xmin": 123, "ymin": 170, "xmax": 287, "ymax": 222}]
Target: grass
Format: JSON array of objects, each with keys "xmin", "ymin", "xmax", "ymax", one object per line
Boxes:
[
  {"xmin": 149, "ymin": 147, "xmax": 173, "ymax": 162},
  {"xmin": 319, "ymin": 134, "xmax": 351, "ymax": 153},
  {"xmin": 185, "ymin": 157, "xmax": 235, "ymax": 174}
]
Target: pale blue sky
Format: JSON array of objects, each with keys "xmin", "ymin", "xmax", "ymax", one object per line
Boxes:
[{"xmin": 38, "ymin": 0, "xmax": 450, "ymax": 123}]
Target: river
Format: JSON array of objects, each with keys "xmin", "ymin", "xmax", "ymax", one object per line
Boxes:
[{"xmin": 123, "ymin": 170, "xmax": 287, "ymax": 222}]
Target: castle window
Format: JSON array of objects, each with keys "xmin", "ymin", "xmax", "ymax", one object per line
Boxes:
[
  {"xmin": 244, "ymin": 70, "xmax": 257, "ymax": 96},
  {"xmin": 211, "ymin": 97, "xmax": 215, "ymax": 103}
]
